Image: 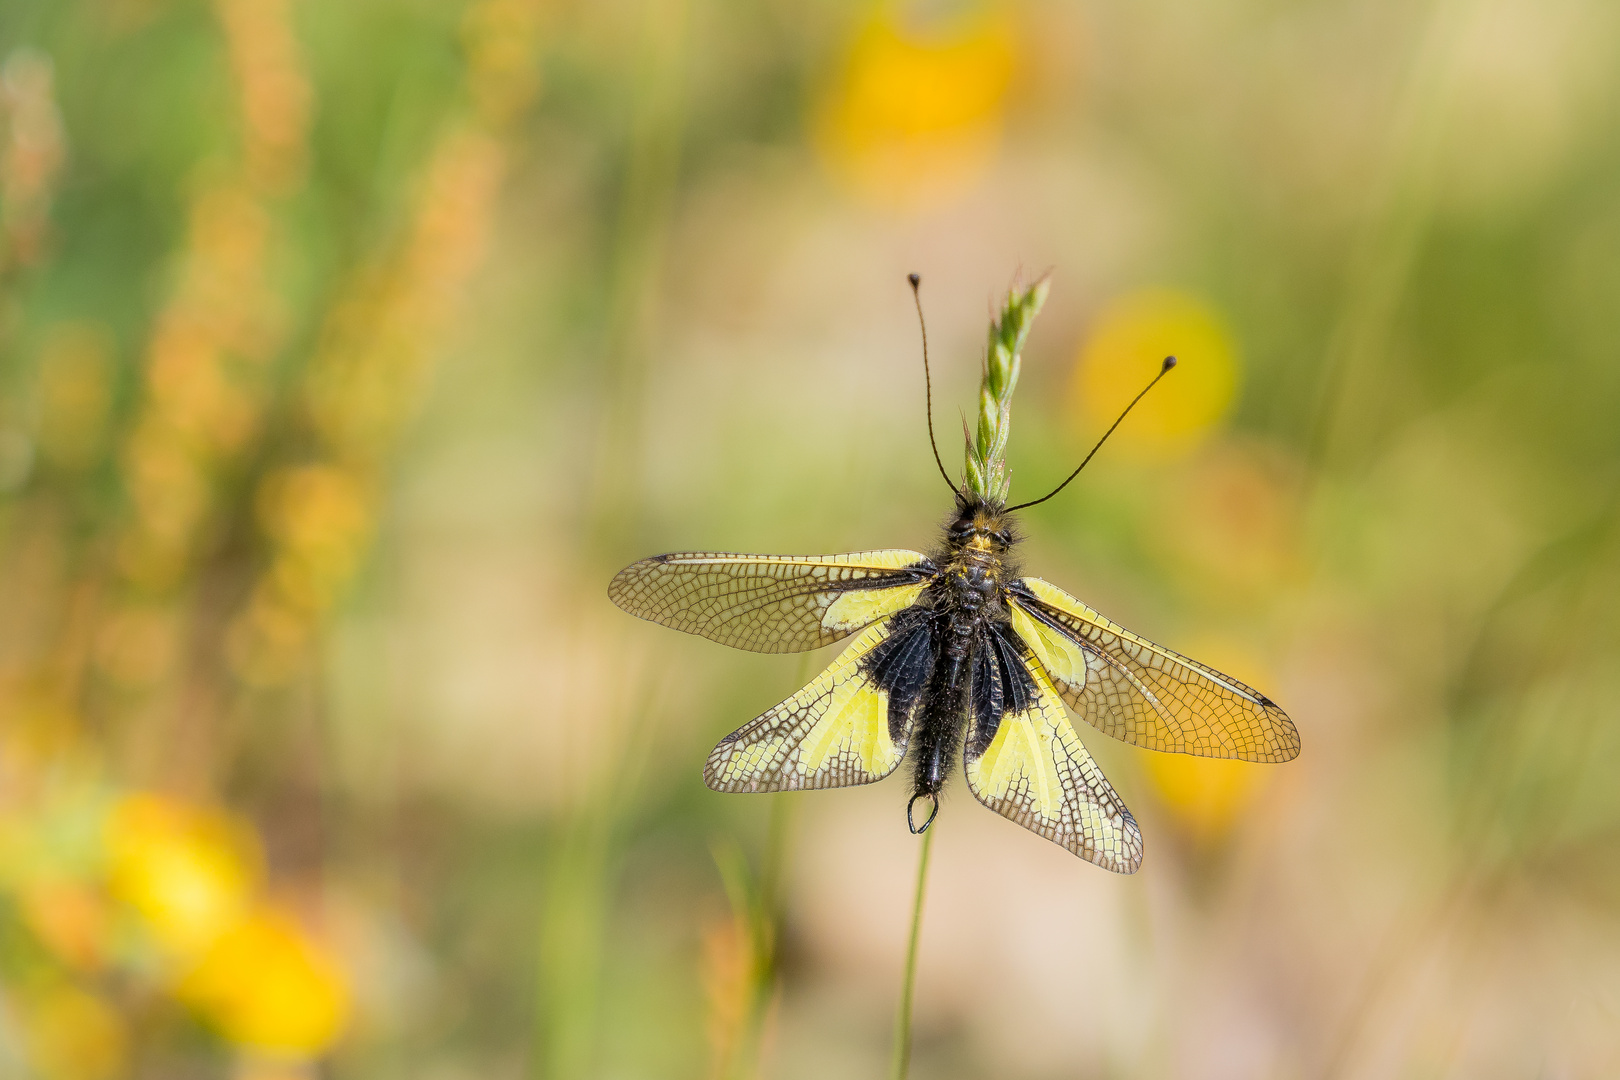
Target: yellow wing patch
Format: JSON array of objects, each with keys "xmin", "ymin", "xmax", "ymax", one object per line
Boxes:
[
  {"xmin": 705, "ymin": 617, "xmax": 915, "ymax": 792},
  {"xmin": 1010, "ymin": 577, "xmax": 1299, "ymax": 763},
  {"xmin": 965, "ymin": 660, "xmax": 1142, "ymax": 873},
  {"xmin": 821, "ymin": 580, "xmax": 927, "ymax": 633},
  {"xmin": 609, "ymin": 550, "xmax": 933, "ymax": 653},
  {"xmin": 970, "ymin": 689, "xmax": 1063, "ymax": 819},
  {"xmin": 1007, "ymin": 597, "xmax": 1086, "ymax": 687}
]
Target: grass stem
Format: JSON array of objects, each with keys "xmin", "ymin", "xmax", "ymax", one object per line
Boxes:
[{"xmin": 889, "ymin": 825, "xmax": 935, "ymax": 1080}]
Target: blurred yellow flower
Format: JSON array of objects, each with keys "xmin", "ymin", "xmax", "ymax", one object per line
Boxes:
[
  {"xmin": 176, "ymin": 904, "xmax": 352, "ymax": 1057},
  {"xmin": 16, "ymin": 981, "xmax": 127, "ymax": 1080},
  {"xmin": 1072, "ymin": 289, "xmax": 1238, "ymax": 459},
  {"xmin": 105, "ymin": 793, "xmax": 261, "ymax": 955},
  {"xmin": 1141, "ymin": 640, "xmax": 1276, "ymax": 845},
  {"xmin": 814, "ymin": 3, "xmax": 1016, "ymax": 210}
]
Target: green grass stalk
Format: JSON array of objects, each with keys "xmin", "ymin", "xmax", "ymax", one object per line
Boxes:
[
  {"xmin": 888, "ymin": 825, "xmax": 936, "ymax": 1080},
  {"xmin": 532, "ymin": 679, "xmax": 661, "ymax": 1080}
]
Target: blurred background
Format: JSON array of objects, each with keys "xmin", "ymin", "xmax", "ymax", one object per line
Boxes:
[{"xmin": 1, "ymin": 0, "xmax": 1619, "ymax": 1076}]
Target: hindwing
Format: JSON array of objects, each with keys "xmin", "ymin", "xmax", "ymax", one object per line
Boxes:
[
  {"xmin": 705, "ymin": 607, "xmax": 937, "ymax": 792},
  {"xmin": 963, "ymin": 621, "xmax": 1143, "ymax": 873},
  {"xmin": 1007, "ymin": 577, "xmax": 1299, "ymax": 763},
  {"xmin": 610, "ymin": 550, "xmax": 935, "ymax": 653}
]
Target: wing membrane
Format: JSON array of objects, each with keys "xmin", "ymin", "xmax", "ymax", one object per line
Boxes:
[
  {"xmin": 1008, "ymin": 577, "xmax": 1299, "ymax": 763},
  {"xmin": 609, "ymin": 550, "xmax": 934, "ymax": 653},
  {"xmin": 705, "ymin": 610, "xmax": 934, "ymax": 792},
  {"xmin": 963, "ymin": 623, "xmax": 1142, "ymax": 873}
]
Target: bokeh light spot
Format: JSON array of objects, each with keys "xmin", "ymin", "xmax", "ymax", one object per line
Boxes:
[
  {"xmin": 814, "ymin": 3, "xmax": 1016, "ymax": 211},
  {"xmin": 105, "ymin": 794, "xmax": 260, "ymax": 955},
  {"xmin": 176, "ymin": 905, "xmax": 351, "ymax": 1057}
]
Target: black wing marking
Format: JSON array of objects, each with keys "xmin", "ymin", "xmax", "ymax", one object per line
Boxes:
[{"xmin": 963, "ymin": 621, "xmax": 1143, "ymax": 873}]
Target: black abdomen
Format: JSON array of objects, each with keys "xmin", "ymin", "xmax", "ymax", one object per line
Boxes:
[{"xmin": 908, "ymin": 609, "xmax": 976, "ymax": 806}]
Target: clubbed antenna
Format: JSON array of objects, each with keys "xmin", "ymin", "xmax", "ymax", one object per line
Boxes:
[
  {"xmin": 964, "ymin": 275, "xmax": 1050, "ymax": 506},
  {"xmin": 909, "ymin": 273, "xmax": 956, "ymax": 494},
  {"xmin": 1006, "ymin": 355, "xmax": 1176, "ymax": 512}
]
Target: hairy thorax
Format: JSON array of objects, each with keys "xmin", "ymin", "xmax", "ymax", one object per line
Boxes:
[{"xmin": 933, "ymin": 498, "xmax": 1020, "ymax": 633}]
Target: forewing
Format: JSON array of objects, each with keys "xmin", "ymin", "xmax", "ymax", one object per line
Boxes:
[
  {"xmin": 705, "ymin": 609, "xmax": 935, "ymax": 792},
  {"xmin": 1008, "ymin": 577, "xmax": 1299, "ymax": 763},
  {"xmin": 963, "ymin": 623, "xmax": 1143, "ymax": 873},
  {"xmin": 609, "ymin": 550, "xmax": 934, "ymax": 653}
]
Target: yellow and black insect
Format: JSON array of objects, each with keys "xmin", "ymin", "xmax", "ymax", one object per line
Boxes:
[{"xmin": 610, "ymin": 275, "xmax": 1298, "ymax": 873}]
